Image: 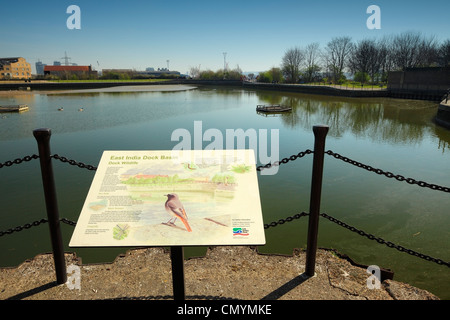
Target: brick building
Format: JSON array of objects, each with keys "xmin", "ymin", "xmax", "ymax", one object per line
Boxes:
[
  {"xmin": 44, "ymin": 65, "xmax": 98, "ymax": 79},
  {"xmin": 0, "ymin": 57, "xmax": 32, "ymax": 80}
]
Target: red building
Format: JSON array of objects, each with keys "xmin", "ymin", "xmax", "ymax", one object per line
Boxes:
[{"xmin": 44, "ymin": 65, "xmax": 98, "ymax": 79}]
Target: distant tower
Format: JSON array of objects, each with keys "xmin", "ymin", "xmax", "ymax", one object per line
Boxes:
[
  {"xmin": 167, "ymin": 60, "xmax": 170, "ymax": 71},
  {"xmin": 223, "ymin": 52, "xmax": 227, "ymax": 71},
  {"xmin": 61, "ymin": 51, "xmax": 72, "ymax": 66},
  {"xmin": 35, "ymin": 60, "xmax": 47, "ymax": 75}
]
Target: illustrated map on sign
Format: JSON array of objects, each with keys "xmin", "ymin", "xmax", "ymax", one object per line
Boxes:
[{"xmin": 69, "ymin": 150, "xmax": 266, "ymax": 247}]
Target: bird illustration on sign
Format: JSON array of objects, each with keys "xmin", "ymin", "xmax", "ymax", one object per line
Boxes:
[{"xmin": 163, "ymin": 193, "xmax": 192, "ymax": 232}]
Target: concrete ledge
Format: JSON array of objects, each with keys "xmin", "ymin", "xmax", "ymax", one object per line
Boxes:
[
  {"xmin": 435, "ymin": 100, "xmax": 450, "ymax": 129},
  {"xmin": 242, "ymin": 82, "xmax": 388, "ymax": 98},
  {"xmin": 0, "ymin": 246, "xmax": 439, "ymax": 300}
]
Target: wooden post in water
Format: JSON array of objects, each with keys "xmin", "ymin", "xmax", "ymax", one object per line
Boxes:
[
  {"xmin": 305, "ymin": 125, "xmax": 329, "ymax": 277},
  {"xmin": 33, "ymin": 128, "xmax": 67, "ymax": 284}
]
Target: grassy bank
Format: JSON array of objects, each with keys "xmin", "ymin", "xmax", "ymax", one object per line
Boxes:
[{"xmin": 301, "ymin": 81, "xmax": 387, "ymax": 90}]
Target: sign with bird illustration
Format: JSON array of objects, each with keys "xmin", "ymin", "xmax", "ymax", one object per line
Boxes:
[{"xmin": 69, "ymin": 150, "xmax": 265, "ymax": 247}]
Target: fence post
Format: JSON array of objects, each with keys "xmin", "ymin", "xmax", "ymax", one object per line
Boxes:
[
  {"xmin": 33, "ymin": 128, "xmax": 67, "ymax": 284},
  {"xmin": 305, "ymin": 125, "xmax": 329, "ymax": 277}
]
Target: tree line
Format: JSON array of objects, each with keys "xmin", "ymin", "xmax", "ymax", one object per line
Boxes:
[
  {"xmin": 260, "ymin": 31, "xmax": 450, "ymax": 85},
  {"xmin": 189, "ymin": 66, "xmax": 244, "ymax": 81}
]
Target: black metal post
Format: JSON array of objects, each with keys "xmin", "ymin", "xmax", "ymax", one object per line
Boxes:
[
  {"xmin": 170, "ymin": 246, "xmax": 186, "ymax": 300},
  {"xmin": 305, "ymin": 125, "xmax": 329, "ymax": 277},
  {"xmin": 33, "ymin": 128, "xmax": 67, "ymax": 284}
]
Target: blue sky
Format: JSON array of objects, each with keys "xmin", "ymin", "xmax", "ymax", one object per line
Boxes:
[{"xmin": 1, "ymin": 0, "xmax": 449, "ymax": 74}]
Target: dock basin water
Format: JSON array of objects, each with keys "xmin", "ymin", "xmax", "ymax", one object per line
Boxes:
[{"xmin": 0, "ymin": 85, "xmax": 449, "ymax": 299}]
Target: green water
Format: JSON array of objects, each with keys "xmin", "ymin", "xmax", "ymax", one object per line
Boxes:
[{"xmin": 0, "ymin": 85, "xmax": 449, "ymax": 299}]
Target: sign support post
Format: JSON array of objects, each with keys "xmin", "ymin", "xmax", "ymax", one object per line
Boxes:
[{"xmin": 170, "ymin": 246, "xmax": 186, "ymax": 300}]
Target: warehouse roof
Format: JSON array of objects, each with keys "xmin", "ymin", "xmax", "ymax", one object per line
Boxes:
[{"xmin": 44, "ymin": 65, "xmax": 91, "ymax": 72}]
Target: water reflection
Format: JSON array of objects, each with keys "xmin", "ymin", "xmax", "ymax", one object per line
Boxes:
[
  {"xmin": 0, "ymin": 89, "xmax": 223, "ymax": 141},
  {"xmin": 253, "ymin": 91, "xmax": 439, "ymax": 145},
  {"xmin": 1, "ymin": 87, "xmax": 442, "ymax": 145}
]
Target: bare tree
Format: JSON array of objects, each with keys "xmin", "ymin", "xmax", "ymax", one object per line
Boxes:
[
  {"xmin": 391, "ymin": 31, "xmax": 420, "ymax": 69},
  {"xmin": 391, "ymin": 31, "xmax": 439, "ymax": 70},
  {"xmin": 416, "ymin": 35, "xmax": 439, "ymax": 67},
  {"xmin": 304, "ymin": 42, "xmax": 322, "ymax": 82},
  {"xmin": 438, "ymin": 39, "xmax": 450, "ymax": 66},
  {"xmin": 349, "ymin": 39, "xmax": 374, "ymax": 75},
  {"xmin": 281, "ymin": 47, "xmax": 304, "ymax": 83},
  {"xmin": 377, "ymin": 36, "xmax": 395, "ymax": 82},
  {"xmin": 189, "ymin": 66, "xmax": 201, "ymax": 79},
  {"xmin": 349, "ymin": 39, "xmax": 381, "ymax": 83},
  {"xmin": 325, "ymin": 36, "xmax": 354, "ymax": 83}
]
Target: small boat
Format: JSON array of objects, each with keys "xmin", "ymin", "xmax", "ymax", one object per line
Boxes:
[
  {"xmin": 256, "ymin": 105, "xmax": 292, "ymax": 113},
  {"xmin": 58, "ymin": 107, "xmax": 64, "ymax": 111},
  {"xmin": 0, "ymin": 104, "xmax": 29, "ymax": 113}
]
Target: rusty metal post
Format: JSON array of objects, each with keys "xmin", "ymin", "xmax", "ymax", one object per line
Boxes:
[
  {"xmin": 170, "ymin": 246, "xmax": 186, "ymax": 300},
  {"xmin": 305, "ymin": 125, "xmax": 329, "ymax": 277},
  {"xmin": 33, "ymin": 128, "xmax": 67, "ymax": 284}
]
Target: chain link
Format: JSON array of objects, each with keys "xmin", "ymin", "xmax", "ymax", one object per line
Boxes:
[
  {"xmin": 0, "ymin": 219, "xmax": 48, "ymax": 237},
  {"xmin": 60, "ymin": 218, "xmax": 77, "ymax": 227},
  {"xmin": 257, "ymin": 149, "xmax": 313, "ymax": 172},
  {"xmin": 51, "ymin": 154, "xmax": 97, "ymax": 171},
  {"xmin": 0, "ymin": 218, "xmax": 77, "ymax": 237},
  {"xmin": 264, "ymin": 212, "xmax": 309, "ymax": 229},
  {"xmin": 325, "ymin": 150, "xmax": 450, "ymax": 193},
  {"xmin": 320, "ymin": 213, "xmax": 450, "ymax": 268},
  {"xmin": 0, "ymin": 154, "xmax": 39, "ymax": 169}
]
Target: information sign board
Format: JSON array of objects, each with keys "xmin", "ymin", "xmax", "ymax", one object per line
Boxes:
[{"xmin": 69, "ymin": 150, "xmax": 266, "ymax": 247}]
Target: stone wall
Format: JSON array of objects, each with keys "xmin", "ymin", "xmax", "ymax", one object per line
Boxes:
[
  {"xmin": 241, "ymin": 82, "xmax": 387, "ymax": 98},
  {"xmin": 388, "ymin": 67, "xmax": 450, "ymax": 100}
]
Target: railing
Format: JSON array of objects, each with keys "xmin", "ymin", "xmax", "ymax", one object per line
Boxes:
[{"xmin": 1, "ymin": 126, "xmax": 449, "ymax": 300}]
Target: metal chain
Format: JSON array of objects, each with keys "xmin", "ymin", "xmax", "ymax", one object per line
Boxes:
[
  {"xmin": 263, "ymin": 210, "xmax": 449, "ymax": 267},
  {"xmin": 51, "ymin": 154, "xmax": 97, "ymax": 171},
  {"xmin": 60, "ymin": 218, "xmax": 77, "ymax": 226},
  {"xmin": 0, "ymin": 154, "xmax": 39, "ymax": 169},
  {"xmin": 320, "ymin": 213, "xmax": 450, "ymax": 268},
  {"xmin": 264, "ymin": 212, "xmax": 309, "ymax": 229},
  {"xmin": 0, "ymin": 218, "xmax": 77, "ymax": 237},
  {"xmin": 325, "ymin": 150, "xmax": 450, "ymax": 193},
  {"xmin": 2, "ymin": 212, "xmax": 448, "ymax": 268},
  {"xmin": 257, "ymin": 149, "xmax": 313, "ymax": 172},
  {"xmin": 0, "ymin": 219, "xmax": 48, "ymax": 237},
  {"xmin": 2, "ymin": 148, "xmax": 448, "ymax": 267}
]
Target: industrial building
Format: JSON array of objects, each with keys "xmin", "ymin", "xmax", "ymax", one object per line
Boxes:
[
  {"xmin": 44, "ymin": 65, "xmax": 98, "ymax": 79},
  {"xmin": 101, "ymin": 68, "xmax": 181, "ymax": 78},
  {"xmin": 0, "ymin": 57, "xmax": 32, "ymax": 80}
]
